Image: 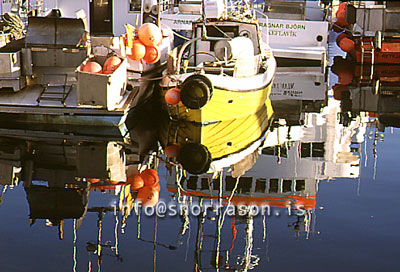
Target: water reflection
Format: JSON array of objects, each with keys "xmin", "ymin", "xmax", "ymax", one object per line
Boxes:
[{"xmin": 0, "ymin": 60, "xmax": 399, "ymax": 271}]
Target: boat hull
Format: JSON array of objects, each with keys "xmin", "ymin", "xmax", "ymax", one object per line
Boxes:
[
  {"xmin": 168, "ymin": 82, "xmax": 272, "ymax": 124},
  {"xmin": 161, "ymin": 56, "xmax": 276, "ymax": 124}
]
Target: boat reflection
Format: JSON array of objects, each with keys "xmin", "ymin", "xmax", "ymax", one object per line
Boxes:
[
  {"xmin": 0, "ymin": 60, "xmax": 399, "ymax": 271},
  {"xmin": 332, "ymin": 56, "xmax": 400, "ymax": 131}
]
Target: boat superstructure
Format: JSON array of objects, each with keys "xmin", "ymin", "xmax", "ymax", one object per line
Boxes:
[{"xmin": 160, "ymin": 1, "xmax": 276, "ymax": 123}]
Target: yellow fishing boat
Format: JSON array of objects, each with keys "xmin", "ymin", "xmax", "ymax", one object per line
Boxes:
[
  {"xmin": 161, "ymin": 98, "xmax": 274, "ymax": 174},
  {"xmin": 160, "ymin": 3, "xmax": 276, "ymax": 124}
]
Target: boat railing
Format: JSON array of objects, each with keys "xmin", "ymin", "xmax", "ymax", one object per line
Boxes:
[{"xmin": 176, "ymin": 37, "xmax": 202, "ymax": 73}]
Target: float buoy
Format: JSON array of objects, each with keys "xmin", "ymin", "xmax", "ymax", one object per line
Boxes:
[
  {"xmin": 87, "ymin": 178, "xmax": 100, "ymax": 184},
  {"xmin": 336, "ymin": 10, "xmax": 349, "ymax": 28},
  {"xmin": 165, "ymin": 87, "xmax": 180, "ymax": 105},
  {"xmin": 337, "ymin": 69, "xmax": 354, "ymax": 85},
  {"xmin": 137, "ymin": 186, "xmax": 159, "ymax": 207},
  {"xmin": 103, "ymin": 56, "xmax": 121, "ymax": 74},
  {"xmin": 180, "ymin": 74, "xmax": 213, "ymax": 109},
  {"xmin": 127, "ymin": 174, "xmax": 144, "ymax": 191},
  {"xmin": 139, "ymin": 169, "xmax": 159, "ymax": 187},
  {"xmin": 336, "ymin": 32, "xmax": 350, "ymax": 47},
  {"xmin": 332, "ymin": 84, "xmax": 349, "ymax": 100},
  {"xmin": 143, "ymin": 45, "xmax": 160, "ymax": 64},
  {"xmin": 165, "ymin": 143, "xmax": 180, "ymax": 157},
  {"xmin": 127, "ymin": 39, "xmax": 146, "ymax": 60},
  {"xmin": 138, "ymin": 23, "xmax": 163, "ymax": 46},
  {"xmin": 82, "ymin": 61, "xmax": 102, "ymax": 73},
  {"xmin": 338, "ymin": 37, "xmax": 355, "ymax": 53}
]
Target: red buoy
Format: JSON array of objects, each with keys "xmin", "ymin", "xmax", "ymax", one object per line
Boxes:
[
  {"xmin": 336, "ymin": 32, "xmax": 350, "ymax": 47},
  {"xmin": 82, "ymin": 61, "xmax": 102, "ymax": 73},
  {"xmin": 165, "ymin": 87, "xmax": 180, "ymax": 105},
  {"xmin": 136, "ymin": 186, "xmax": 159, "ymax": 207},
  {"xmin": 127, "ymin": 174, "xmax": 144, "ymax": 191},
  {"xmin": 127, "ymin": 39, "xmax": 146, "ymax": 60},
  {"xmin": 336, "ymin": 2, "xmax": 346, "ymax": 17},
  {"xmin": 339, "ymin": 37, "xmax": 355, "ymax": 52},
  {"xmin": 165, "ymin": 143, "xmax": 180, "ymax": 157},
  {"xmin": 103, "ymin": 56, "xmax": 121, "ymax": 74},
  {"xmin": 332, "ymin": 84, "xmax": 349, "ymax": 100},
  {"xmin": 139, "ymin": 169, "xmax": 159, "ymax": 187},
  {"xmin": 143, "ymin": 45, "xmax": 161, "ymax": 64},
  {"xmin": 336, "ymin": 9, "xmax": 349, "ymax": 27}
]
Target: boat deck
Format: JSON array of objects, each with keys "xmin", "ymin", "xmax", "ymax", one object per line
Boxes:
[{"xmin": 0, "ymin": 67, "xmax": 135, "ymax": 126}]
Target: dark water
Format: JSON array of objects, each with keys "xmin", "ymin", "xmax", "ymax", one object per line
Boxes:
[{"xmin": 0, "ymin": 33, "xmax": 400, "ymax": 272}]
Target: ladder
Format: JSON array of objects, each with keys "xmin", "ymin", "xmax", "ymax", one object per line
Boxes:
[
  {"xmin": 37, "ymin": 74, "xmax": 74, "ymax": 106},
  {"xmin": 360, "ymin": 39, "xmax": 375, "ymax": 66},
  {"xmin": 359, "ymin": 39, "xmax": 375, "ymax": 85}
]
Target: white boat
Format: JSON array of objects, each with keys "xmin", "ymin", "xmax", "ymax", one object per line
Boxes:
[
  {"xmin": 255, "ymin": 0, "xmax": 332, "ymax": 68},
  {"xmin": 0, "ymin": 0, "xmax": 173, "ymax": 127}
]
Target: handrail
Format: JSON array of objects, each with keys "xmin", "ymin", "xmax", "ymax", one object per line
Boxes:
[{"xmin": 176, "ymin": 37, "xmax": 202, "ymax": 74}]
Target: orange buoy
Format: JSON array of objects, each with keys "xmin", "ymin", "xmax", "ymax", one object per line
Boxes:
[
  {"xmin": 165, "ymin": 143, "xmax": 180, "ymax": 157},
  {"xmin": 339, "ymin": 37, "xmax": 355, "ymax": 52},
  {"xmin": 337, "ymin": 69, "xmax": 354, "ymax": 85},
  {"xmin": 332, "ymin": 84, "xmax": 349, "ymax": 100},
  {"xmin": 103, "ymin": 56, "xmax": 122, "ymax": 74},
  {"xmin": 139, "ymin": 168, "xmax": 159, "ymax": 187},
  {"xmin": 336, "ymin": 10, "xmax": 349, "ymax": 28},
  {"xmin": 82, "ymin": 61, "xmax": 102, "ymax": 73},
  {"xmin": 336, "ymin": 32, "xmax": 350, "ymax": 46},
  {"xmin": 165, "ymin": 87, "xmax": 180, "ymax": 105},
  {"xmin": 138, "ymin": 23, "xmax": 163, "ymax": 46},
  {"xmin": 127, "ymin": 39, "xmax": 146, "ymax": 60},
  {"xmin": 136, "ymin": 186, "xmax": 159, "ymax": 207},
  {"xmin": 336, "ymin": 2, "xmax": 346, "ymax": 17},
  {"xmin": 143, "ymin": 45, "xmax": 161, "ymax": 64},
  {"xmin": 87, "ymin": 178, "xmax": 100, "ymax": 184},
  {"xmin": 127, "ymin": 174, "xmax": 145, "ymax": 191},
  {"xmin": 153, "ymin": 182, "xmax": 161, "ymax": 192}
]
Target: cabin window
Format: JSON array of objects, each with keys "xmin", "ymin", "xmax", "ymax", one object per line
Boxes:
[
  {"xmin": 201, "ymin": 177, "xmax": 210, "ymax": 190},
  {"xmin": 295, "ymin": 180, "xmax": 306, "ymax": 192},
  {"xmin": 129, "ymin": 0, "xmax": 141, "ymax": 11},
  {"xmin": 261, "ymin": 146, "xmax": 287, "ymax": 158},
  {"xmin": 225, "ymin": 176, "xmax": 236, "ymax": 192},
  {"xmin": 237, "ymin": 177, "xmax": 252, "ymax": 194},
  {"xmin": 187, "ymin": 176, "xmax": 198, "ymax": 190},
  {"xmin": 212, "ymin": 177, "xmax": 220, "ymax": 190},
  {"xmin": 255, "ymin": 178, "xmax": 267, "ymax": 193},
  {"xmin": 269, "ymin": 179, "xmax": 279, "ymax": 193},
  {"xmin": 282, "ymin": 180, "xmax": 292, "ymax": 192}
]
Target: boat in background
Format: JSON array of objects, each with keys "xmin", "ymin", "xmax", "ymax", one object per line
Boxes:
[
  {"xmin": 254, "ymin": 0, "xmax": 332, "ymax": 68},
  {"xmin": 333, "ymin": 1, "xmax": 400, "ymax": 65},
  {"xmin": 160, "ymin": 0, "xmax": 276, "ymax": 124},
  {"xmin": 331, "ymin": 56, "xmax": 400, "ymax": 131},
  {"xmin": 0, "ymin": 0, "xmax": 173, "ymax": 127}
]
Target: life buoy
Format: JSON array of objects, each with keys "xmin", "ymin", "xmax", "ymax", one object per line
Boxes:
[
  {"xmin": 180, "ymin": 75, "xmax": 213, "ymax": 109},
  {"xmin": 177, "ymin": 143, "xmax": 211, "ymax": 174}
]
